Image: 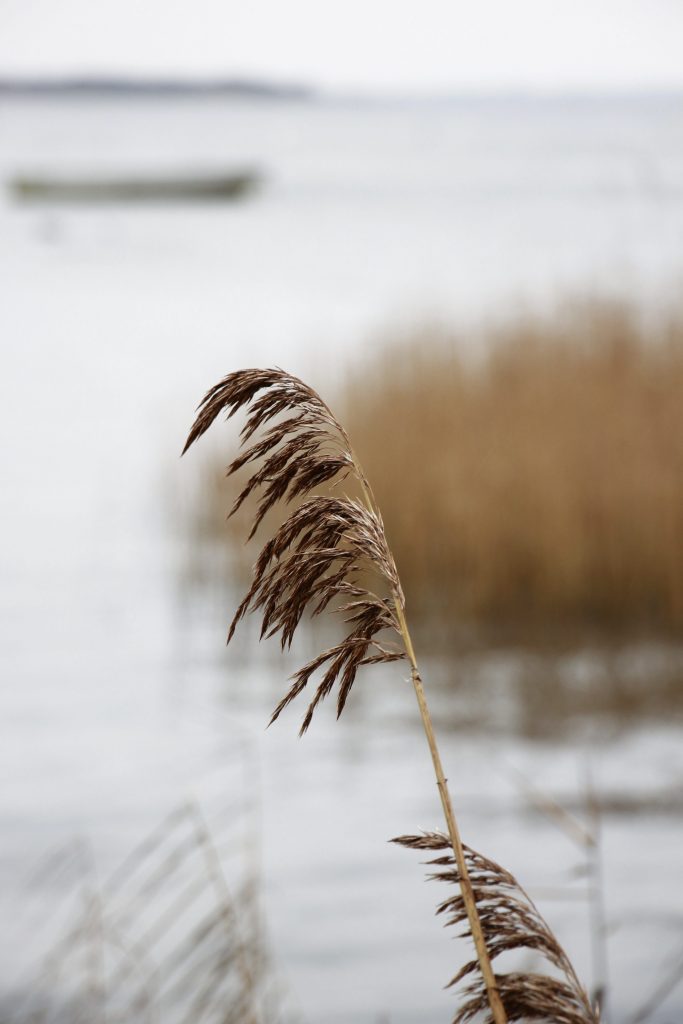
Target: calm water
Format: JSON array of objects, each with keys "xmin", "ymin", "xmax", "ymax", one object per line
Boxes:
[{"xmin": 1, "ymin": 93, "xmax": 683, "ymax": 1022}]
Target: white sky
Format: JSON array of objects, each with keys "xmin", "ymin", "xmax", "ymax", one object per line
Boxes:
[{"xmin": 1, "ymin": 0, "xmax": 682, "ymax": 93}]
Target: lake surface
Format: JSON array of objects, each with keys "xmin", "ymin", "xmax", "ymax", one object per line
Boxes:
[{"xmin": 1, "ymin": 93, "xmax": 683, "ymax": 1023}]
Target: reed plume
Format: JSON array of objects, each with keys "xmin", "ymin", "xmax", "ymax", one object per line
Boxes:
[
  {"xmin": 393, "ymin": 832, "xmax": 598, "ymax": 1023},
  {"xmin": 183, "ymin": 366, "xmax": 598, "ymax": 1024},
  {"xmin": 182, "ymin": 368, "xmax": 406, "ymax": 734}
]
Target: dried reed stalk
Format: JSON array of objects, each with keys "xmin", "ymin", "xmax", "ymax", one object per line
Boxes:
[{"xmin": 183, "ymin": 367, "xmax": 596, "ymax": 1023}]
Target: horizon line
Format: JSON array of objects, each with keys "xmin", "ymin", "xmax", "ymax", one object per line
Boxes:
[{"xmin": 2, "ymin": 73, "xmax": 683, "ymax": 102}]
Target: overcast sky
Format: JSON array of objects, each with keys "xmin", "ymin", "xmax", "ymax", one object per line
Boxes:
[{"xmin": 2, "ymin": 0, "xmax": 682, "ymax": 93}]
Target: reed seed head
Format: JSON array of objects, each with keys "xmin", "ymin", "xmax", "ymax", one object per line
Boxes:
[
  {"xmin": 393, "ymin": 832, "xmax": 600, "ymax": 1024},
  {"xmin": 183, "ymin": 368, "xmax": 406, "ymax": 734}
]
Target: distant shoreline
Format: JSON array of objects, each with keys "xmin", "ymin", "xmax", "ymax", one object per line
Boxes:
[
  {"xmin": 0, "ymin": 76, "xmax": 314, "ymax": 99},
  {"xmin": 1, "ymin": 77, "xmax": 682, "ymax": 104}
]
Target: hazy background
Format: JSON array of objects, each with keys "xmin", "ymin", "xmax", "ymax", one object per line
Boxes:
[
  {"xmin": 2, "ymin": 0, "xmax": 683, "ymax": 93},
  {"xmin": 1, "ymin": 3, "xmax": 683, "ymax": 1023}
]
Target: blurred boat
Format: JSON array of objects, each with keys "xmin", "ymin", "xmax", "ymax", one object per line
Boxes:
[{"xmin": 9, "ymin": 168, "xmax": 261, "ymax": 203}]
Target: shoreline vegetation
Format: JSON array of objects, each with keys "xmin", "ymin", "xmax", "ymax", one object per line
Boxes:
[
  {"xmin": 185, "ymin": 299, "xmax": 683, "ymax": 646},
  {"xmin": 345, "ymin": 299, "xmax": 683, "ymax": 640}
]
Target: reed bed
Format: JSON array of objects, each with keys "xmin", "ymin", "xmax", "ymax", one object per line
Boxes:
[{"xmin": 343, "ymin": 301, "xmax": 683, "ymax": 637}]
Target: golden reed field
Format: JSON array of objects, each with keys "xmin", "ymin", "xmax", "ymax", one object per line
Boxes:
[
  {"xmin": 188, "ymin": 299, "xmax": 683, "ymax": 641},
  {"xmin": 343, "ymin": 300, "xmax": 683, "ymax": 638}
]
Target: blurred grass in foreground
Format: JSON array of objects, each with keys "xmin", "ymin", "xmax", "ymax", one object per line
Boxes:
[{"xmin": 343, "ymin": 300, "xmax": 683, "ymax": 640}]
